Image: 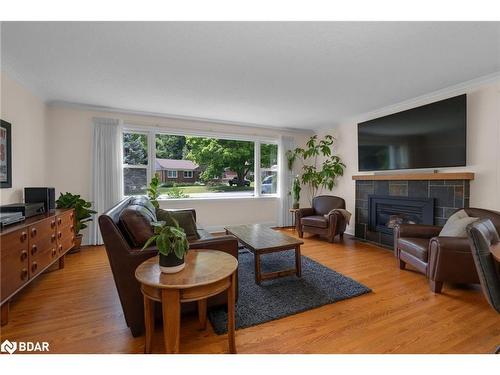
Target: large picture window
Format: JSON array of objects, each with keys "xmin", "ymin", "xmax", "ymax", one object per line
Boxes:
[
  {"xmin": 123, "ymin": 130, "xmax": 278, "ymax": 199},
  {"xmin": 260, "ymin": 143, "xmax": 278, "ymax": 195},
  {"xmin": 123, "ymin": 132, "xmax": 148, "ymax": 196}
]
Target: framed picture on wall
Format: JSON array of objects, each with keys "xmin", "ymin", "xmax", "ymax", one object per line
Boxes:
[{"xmin": 0, "ymin": 119, "xmax": 12, "ymax": 188}]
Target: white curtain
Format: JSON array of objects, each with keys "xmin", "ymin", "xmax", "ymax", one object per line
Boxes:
[
  {"xmin": 89, "ymin": 117, "xmax": 123, "ymax": 245},
  {"xmin": 278, "ymin": 135, "xmax": 295, "ymax": 227}
]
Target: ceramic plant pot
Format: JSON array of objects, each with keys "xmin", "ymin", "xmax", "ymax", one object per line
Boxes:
[{"xmin": 159, "ymin": 252, "xmax": 185, "ymax": 274}]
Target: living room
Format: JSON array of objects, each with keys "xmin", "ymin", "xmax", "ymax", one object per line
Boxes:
[{"xmin": 1, "ymin": 2, "xmax": 499, "ymax": 373}]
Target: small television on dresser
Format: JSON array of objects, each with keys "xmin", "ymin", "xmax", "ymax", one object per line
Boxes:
[{"xmin": 358, "ymin": 94, "xmax": 467, "ymax": 171}]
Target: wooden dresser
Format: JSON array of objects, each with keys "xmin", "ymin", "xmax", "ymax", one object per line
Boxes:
[{"xmin": 0, "ymin": 209, "xmax": 75, "ymax": 325}]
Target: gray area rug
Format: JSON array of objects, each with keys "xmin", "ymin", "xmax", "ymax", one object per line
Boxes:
[{"xmin": 208, "ymin": 248, "xmax": 371, "ymax": 334}]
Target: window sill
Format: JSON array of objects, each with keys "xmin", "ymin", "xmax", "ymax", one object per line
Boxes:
[{"xmin": 157, "ymin": 195, "xmax": 279, "ymax": 203}]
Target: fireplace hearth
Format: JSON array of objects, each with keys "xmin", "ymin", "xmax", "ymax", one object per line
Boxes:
[{"xmin": 368, "ymin": 195, "xmax": 434, "ymax": 235}]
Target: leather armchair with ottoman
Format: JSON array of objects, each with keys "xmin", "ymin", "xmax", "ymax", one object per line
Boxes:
[
  {"xmin": 394, "ymin": 208, "xmax": 500, "ymax": 293},
  {"xmin": 295, "ymin": 195, "xmax": 347, "ymax": 243},
  {"xmin": 98, "ymin": 196, "xmax": 239, "ymax": 337}
]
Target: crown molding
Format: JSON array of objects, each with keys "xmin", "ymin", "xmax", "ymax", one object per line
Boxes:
[
  {"xmin": 327, "ymin": 71, "xmax": 500, "ymax": 127},
  {"xmin": 47, "ymin": 100, "xmax": 314, "ymax": 135}
]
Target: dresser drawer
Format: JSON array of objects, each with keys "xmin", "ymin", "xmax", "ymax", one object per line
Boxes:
[
  {"xmin": 30, "ymin": 245, "xmax": 58, "ymax": 278},
  {"xmin": 29, "ymin": 218, "xmax": 57, "ymax": 258},
  {"xmin": 57, "ymin": 223, "xmax": 75, "ymax": 254},
  {"xmin": 1, "ymin": 229, "xmax": 29, "ymax": 302},
  {"xmin": 28, "ymin": 218, "xmax": 58, "ymax": 277},
  {"xmin": 57, "ymin": 210, "xmax": 74, "ymax": 229}
]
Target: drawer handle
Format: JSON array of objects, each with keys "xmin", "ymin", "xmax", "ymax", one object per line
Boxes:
[
  {"xmin": 21, "ymin": 232, "xmax": 28, "ymax": 242},
  {"xmin": 70, "ymin": 225, "xmax": 74, "ymax": 231},
  {"xmin": 52, "ymin": 248, "xmax": 57, "ymax": 257},
  {"xmin": 58, "ymin": 218, "xmax": 62, "ymax": 225},
  {"xmin": 31, "ymin": 262, "xmax": 38, "ymax": 273},
  {"xmin": 58, "ymin": 232, "xmax": 63, "ymax": 239},
  {"xmin": 31, "ymin": 245, "xmax": 38, "ymax": 255},
  {"xmin": 51, "ymin": 220, "xmax": 56, "ymax": 228},
  {"xmin": 21, "ymin": 268, "xmax": 28, "ymax": 280},
  {"xmin": 20, "ymin": 250, "xmax": 28, "ymax": 261},
  {"xmin": 31, "ymin": 228, "xmax": 37, "ymax": 237},
  {"xmin": 51, "ymin": 234, "xmax": 56, "ymax": 242},
  {"xmin": 58, "ymin": 245, "xmax": 63, "ymax": 252}
]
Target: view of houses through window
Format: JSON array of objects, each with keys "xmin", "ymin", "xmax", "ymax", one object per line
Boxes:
[{"xmin": 122, "ymin": 131, "xmax": 279, "ymax": 199}]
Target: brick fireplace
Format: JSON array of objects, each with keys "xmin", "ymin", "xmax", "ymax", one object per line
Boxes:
[{"xmin": 353, "ymin": 173, "xmax": 472, "ymax": 248}]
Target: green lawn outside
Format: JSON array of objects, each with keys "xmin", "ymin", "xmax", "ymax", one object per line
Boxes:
[{"xmin": 158, "ymin": 183, "xmax": 254, "ymax": 195}]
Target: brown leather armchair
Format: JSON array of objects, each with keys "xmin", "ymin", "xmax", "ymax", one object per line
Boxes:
[
  {"xmin": 295, "ymin": 195, "xmax": 347, "ymax": 243},
  {"xmin": 394, "ymin": 207, "xmax": 500, "ymax": 293},
  {"xmin": 98, "ymin": 197, "xmax": 239, "ymax": 337}
]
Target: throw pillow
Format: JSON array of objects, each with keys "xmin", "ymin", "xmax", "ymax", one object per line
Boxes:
[
  {"xmin": 439, "ymin": 209, "xmax": 479, "ymax": 237},
  {"xmin": 156, "ymin": 209, "xmax": 200, "ymax": 240},
  {"xmin": 119, "ymin": 205, "xmax": 156, "ymax": 247}
]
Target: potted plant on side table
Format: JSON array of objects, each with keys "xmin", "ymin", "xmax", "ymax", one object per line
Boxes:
[
  {"xmin": 142, "ymin": 218, "xmax": 190, "ymax": 274},
  {"xmin": 55, "ymin": 192, "xmax": 97, "ymax": 251}
]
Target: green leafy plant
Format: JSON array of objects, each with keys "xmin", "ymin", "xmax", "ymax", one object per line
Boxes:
[
  {"xmin": 147, "ymin": 173, "xmax": 161, "ymax": 209},
  {"xmin": 288, "ymin": 135, "xmax": 345, "ymax": 203},
  {"xmin": 292, "ymin": 175, "xmax": 301, "ymax": 207},
  {"xmin": 142, "ymin": 217, "xmax": 189, "ymax": 259},
  {"xmin": 55, "ymin": 193, "xmax": 97, "ymax": 236},
  {"xmin": 166, "ymin": 183, "xmax": 190, "ymax": 199}
]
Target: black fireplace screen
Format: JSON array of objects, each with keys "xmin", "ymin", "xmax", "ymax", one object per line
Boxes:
[{"xmin": 368, "ymin": 195, "xmax": 434, "ymax": 235}]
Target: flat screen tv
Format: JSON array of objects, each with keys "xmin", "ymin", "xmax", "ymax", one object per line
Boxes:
[{"xmin": 358, "ymin": 94, "xmax": 466, "ymax": 171}]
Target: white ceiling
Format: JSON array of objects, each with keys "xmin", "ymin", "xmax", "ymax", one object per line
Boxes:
[{"xmin": 1, "ymin": 22, "xmax": 499, "ymax": 130}]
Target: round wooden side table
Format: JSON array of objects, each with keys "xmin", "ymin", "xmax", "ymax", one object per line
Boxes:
[{"xmin": 135, "ymin": 249, "xmax": 238, "ymax": 354}]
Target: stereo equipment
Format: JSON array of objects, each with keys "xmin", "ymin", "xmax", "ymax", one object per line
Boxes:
[
  {"xmin": 25, "ymin": 187, "xmax": 56, "ymax": 213},
  {"xmin": 0, "ymin": 202, "xmax": 45, "ymax": 218},
  {"xmin": 0, "ymin": 212, "xmax": 25, "ymax": 227}
]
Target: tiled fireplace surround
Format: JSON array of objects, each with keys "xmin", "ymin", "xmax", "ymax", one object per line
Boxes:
[{"xmin": 355, "ymin": 179, "xmax": 471, "ymax": 248}]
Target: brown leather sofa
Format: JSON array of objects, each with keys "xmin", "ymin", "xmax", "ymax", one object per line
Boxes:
[
  {"xmin": 394, "ymin": 207, "xmax": 500, "ymax": 293},
  {"xmin": 98, "ymin": 196, "xmax": 239, "ymax": 337},
  {"xmin": 295, "ymin": 195, "xmax": 347, "ymax": 243}
]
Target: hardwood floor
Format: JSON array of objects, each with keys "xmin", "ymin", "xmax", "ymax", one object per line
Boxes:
[{"xmin": 1, "ymin": 231, "xmax": 499, "ymax": 354}]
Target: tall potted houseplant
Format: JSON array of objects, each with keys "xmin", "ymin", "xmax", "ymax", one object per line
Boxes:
[
  {"xmin": 142, "ymin": 218, "xmax": 189, "ymax": 273},
  {"xmin": 292, "ymin": 175, "xmax": 301, "ymax": 209},
  {"xmin": 55, "ymin": 192, "xmax": 97, "ymax": 250},
  {"xmin": 287, "ymin": 135, "xmax": 345, "ymax": 204}
]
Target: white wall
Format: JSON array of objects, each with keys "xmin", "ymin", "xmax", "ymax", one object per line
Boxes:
[
  {"xmin": 158, "ymin": 197, "xmax": 279, "ymax": 232},
  {"xmin": 316, "ymin": 80, "xmax": 500, "ymax": 235},
  {"xmin": 0, "ymin": 73, "xmax": 48, "ymax": 204},
  {"xmin": 46, "ymin": 104, "xmax": 311, "ymax": 235}
]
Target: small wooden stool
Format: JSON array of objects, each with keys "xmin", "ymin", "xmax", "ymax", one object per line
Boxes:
[{"xmin": 135, "ymin": 249, "xmax": 238, "ymax": 354}]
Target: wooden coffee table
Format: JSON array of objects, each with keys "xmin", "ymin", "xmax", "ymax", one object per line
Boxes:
[
  {"xmin": 135, "ymin": 250, "xmax": 238, "ymax": 354},
  {"xmin": 225, "ymin": 224, "xmax": 304, "ymax": 285}
]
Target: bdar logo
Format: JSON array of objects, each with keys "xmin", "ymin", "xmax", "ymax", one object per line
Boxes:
[
  {"xmin": 1, "ymin": 339, "xmax": 17, "ymax": 354},
  {"xmin": 0, "ymin": 339, "xmax": 49, "ymax": 354}
]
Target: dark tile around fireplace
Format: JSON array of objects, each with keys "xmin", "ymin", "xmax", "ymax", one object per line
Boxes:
[{"xmin": 355, "ymin": 178, "xmax": 470, "ymax": 249}]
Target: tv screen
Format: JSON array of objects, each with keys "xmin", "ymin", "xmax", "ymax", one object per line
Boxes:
[{"xmin": 358, "ymin": 94, "xmax": 466, "ymax": 171}]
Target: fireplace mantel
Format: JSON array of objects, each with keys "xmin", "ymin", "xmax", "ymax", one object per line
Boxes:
[{"xmin": 352, "ymin": 172, "xmax": 474, "ymax": 181}]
